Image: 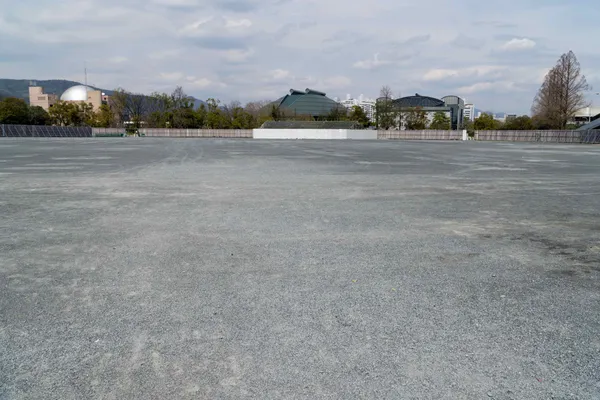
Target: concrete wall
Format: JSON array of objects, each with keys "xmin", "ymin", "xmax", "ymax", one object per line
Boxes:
[{"xmin": 253, "ymin": 129, "xmax": 377, "ymax": 140}]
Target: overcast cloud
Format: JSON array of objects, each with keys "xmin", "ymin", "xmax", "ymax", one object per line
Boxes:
[{"xmin": 1, "ymin": 0, "xmax": 599, "ymax": 113}]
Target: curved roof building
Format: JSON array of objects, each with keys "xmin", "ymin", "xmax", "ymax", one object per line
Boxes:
[
  {"xmin": 60, "ymin": 85, "xmax": 94, "ymax": 102},
  {"xmin": 271, "ymin": 89, "xmax": 344, "ymax": 118},
  {"xmin": 376, "ymin": 93, "xmax": 466, "ymax": 130},
  {"xmin": 392, "ymin": 94, "xmax": 445, "ymax": 108}
]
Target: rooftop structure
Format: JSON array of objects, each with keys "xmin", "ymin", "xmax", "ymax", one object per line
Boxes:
[{"xmin": 270, "ymin": 89, "xmax": 344, "ymax": 119}]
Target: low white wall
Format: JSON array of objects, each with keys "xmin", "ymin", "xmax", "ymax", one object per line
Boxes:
[{"xmin": 253, "ymin": 129, "xmax": 377, "ymax": 140}]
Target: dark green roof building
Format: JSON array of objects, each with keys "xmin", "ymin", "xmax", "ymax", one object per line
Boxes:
[{"xmin": 271, "ymin": 88, "xmax": 344, "ymax": 118}]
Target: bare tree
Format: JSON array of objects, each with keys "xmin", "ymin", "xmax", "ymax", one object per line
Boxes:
[
  {"xmin": 244, "ymin": 100, "xmax": 272, "ymax": 118},
  {"xmin": 111, "ymin": 88, "xmax": 151, "ymax": 129},
  {"xmin": 376, "ymin": 85, "xmax": 396, "ymax": 130},
  {"xmin": 532, "ymin": 51, "xmax": 590, "ymax": 129},
  {"xmin": 222, "ymin": 100, "xmax": 242, "ymax": 122}
]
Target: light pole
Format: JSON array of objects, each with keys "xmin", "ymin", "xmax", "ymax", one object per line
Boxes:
[{"xmin": 588, "ymin": 92, "xmax": 600, "ymax": 123}]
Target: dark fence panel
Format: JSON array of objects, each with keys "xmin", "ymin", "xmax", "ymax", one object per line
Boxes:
[
  {"xmin": 580, "ymin": 130, "xmax": 600, "ymax": 144},
  {"xmin": 475, "ymin": 130, "xmax": 600, "ymax": 143},
  {"xmin": 1, "ymin": 125, "xmax": 93, "ymax": 138},
  {"xmin": 378, "ymin": 130, "xmax": 462, "ymax": 140}
]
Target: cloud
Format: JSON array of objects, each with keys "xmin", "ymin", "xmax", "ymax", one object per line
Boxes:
[
  {"xmin": 160, "ymin": 72, "xmax": 185, "ymax": 81},
  {"xmin": 188, "ymin": 77, "xmax": 227, "ymax": 89},
  {"xmin": 220, "ymin": 48, "xmax": 255, "ymax": 62},
  {"xmin": 423, "ymin": 66, "xmax": 507, "ymax": 82},
  {"xmin": 225, "ymin": 18, "xmax": 253, "ymax": 28},
  {"xmin": 472, "ymin": 20, "xmax": 518, "ymax": 29},
  {"xmin": 353, "ymin": 54, "xmax": 391, "ymax": 70},
  {"xmin": 269, "ymin": 69, "xmax": 292, "ymax": 81},
  {"xmin": 108, "ymin": 56, "xmax": 128, "ymax": 64},
  {"xmin": 500, "ymin": 38, "xmax": 536, "ymax": 51},
  {"xmin": 324, "ymin": 76, "xmax": 352, "ymax": 89},
  {"xmin": 450, "ymin": 34, "xmax": 485, "ymax": 50},
  {"xmin": 400, "ymin": 34, "xmax": 431, "ymax": 46},
  {"xmin": 457, "ymin": 81, "xmax": 523, "ymax": 94},
  {"xmin": 148, "ymin": 49, "xmax": 182, "ymax": 60},
  {"xmin": 1, "ymin": 0, "xmax": 598, "ymax": 114}
]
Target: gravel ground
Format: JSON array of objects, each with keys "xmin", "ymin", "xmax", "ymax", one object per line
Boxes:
[{"xmin": 1, "ymin": 138, "xmax": 599, "ymax": 399}]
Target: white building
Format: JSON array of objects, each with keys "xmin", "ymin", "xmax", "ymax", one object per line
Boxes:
[
  {"xmin": 571, "ymin": 106, "xmax": 600, "ymax": 124},
  {"xmin": 339, "ymin": 94, "xmax": 376, "ymax": 121},
  {"xmin": 464, "ymin": 103, "xmax": 475, "ymax": 121}
]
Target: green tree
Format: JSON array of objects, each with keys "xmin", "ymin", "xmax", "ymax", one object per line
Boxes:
[
  {"xmin": 503, "ymin": 115, "xmax": 534, "ymax": 130},
  {"xmin": 205, "ymin": 98, "xmax": 231, "ymax": 129},
  {"xmin": 473, "ymin": 113, "xmax": 502, "ymax": 130},
  {"xmin": 0, "ymin": 98, "xmax": 30, "ymax": 124},
  {"xmin": 231, "ymin": 107, "xmax": 255, "ymax": 129},
  {"xmin": 87, "ymin": 104, "xmax": 114, "ymax": 128},
  {"xmin": 196, "ymin": 104, "xmax": 207, "ymax": 128},
  {"xmin": 428, "ymin": 111, "xmax": 450, "ymax": 130},
  {"xmin": 269, "ymin": 104, "xmax": 282, "ymax": 121},
  {"xmin": 461, "ymin": 117, "xmax": 475, "ymax": 137},
  {"xmin": 48, "ymin": 101, "xmax": 83, "ymax": 126},
  {"xmin": 326, "ymin": 106, "xmax": 347, "ymax": 121},
  {"xmin": 80, "ymin": 102, "xmax": 95, "ymax": 126},
  {"xmin": 349, "ymin": 105, "xmax": 370, "ymax": 127},
  {"xmin": 170, "ymin": 87, "xmax": 198, "ymax": 128},
  {"xmin": 28, "ymin": 106, "xmax": 50, "ymax": 125},
  {"xmin": 405, "ymin": 107, "xmax": 428, "ymax": 130}
]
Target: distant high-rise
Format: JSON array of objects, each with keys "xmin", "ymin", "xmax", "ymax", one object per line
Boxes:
[
  {"xmin": 28, "ymin": 86, "xmax": 58, "ymax": 111},
  {"xmin": 339, "ymin": 94, "xmax": 376, "ymax": 121},
  {"xmin": 464, "ymin": 103, "xmax": 475, "ymax": 121}
]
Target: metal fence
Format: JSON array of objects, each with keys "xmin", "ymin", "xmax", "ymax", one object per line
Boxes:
[
  {"xmin": 1, "ymin": 124, "xmax": 92, "ymax": 137},
  {"xmin": 378, "ymin": 130, "xmax": 463, "ymax": 140},
  {"xmin": 139, "ymin": 129, "xmax": 253, "ymax": 138},
  {"xmin": 92, "ymin": 128, "xmax": 125, "ymax": 137},
  {"xmin": 475, "ymin": 130, "xmax": 600, "ymax": 143},
  {"xmin": 580, "ymin": 130, "xmax": 600, "ymax": 144},
  {"xmin": 4, "ymin": 124, "xmax": 600, "ymax": 143}
]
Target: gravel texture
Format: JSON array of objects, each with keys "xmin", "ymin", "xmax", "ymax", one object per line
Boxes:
[{"xmin": 1, "ymin": 138, "xmax": 599, "ymax": 399}]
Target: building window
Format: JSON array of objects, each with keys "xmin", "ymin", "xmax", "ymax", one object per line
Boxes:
[{"xmin": 38, "ymin": 96, "xmax": 46, "ymax": 100}]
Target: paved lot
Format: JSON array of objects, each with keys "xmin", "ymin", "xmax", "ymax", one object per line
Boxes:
[{"xmin": 1, "ymin": 138, "xmax": 599, "ymax": 399}]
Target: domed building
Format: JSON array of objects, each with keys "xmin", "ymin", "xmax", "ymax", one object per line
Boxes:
[
  {"xmin": 264, "ymin": 89, "xmax": 345, "ymax": 120},
  {"xmin": 59, "ymin": 85, "xmax": 106, "ymax": 111},
  {"xmin": 377, "ymin": 93, "xmax": 465, "ymax": 130},
  {"xmin": 60, "ymin": 85, "xmax": 93, "ymax": 102}
]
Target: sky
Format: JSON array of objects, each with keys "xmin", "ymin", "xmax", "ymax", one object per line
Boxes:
[{"xmin": 1, "ymin": 0, "xmax": 599, "ymax": 114}]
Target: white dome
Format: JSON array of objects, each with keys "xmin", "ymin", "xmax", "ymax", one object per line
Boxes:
[{"xmin": 60, "ymin": 85, "xmax": 93, "ymax": 102}]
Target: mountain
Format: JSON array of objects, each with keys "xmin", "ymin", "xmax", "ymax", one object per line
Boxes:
[
  {"xmin": 0, "ymin": 79, "xmax": 109, "ymax": 101},
  {"xmin": 474, "ymin": 108, "xmax": 508, "ymax": 118},
  {"xmin": 0, "ymin": 79, "xmax": 204, "ymax": 107}
]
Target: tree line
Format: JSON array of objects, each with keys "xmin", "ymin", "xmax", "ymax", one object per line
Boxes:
[
  {"xmin": 0, "ymin": 50, "xmax": 591, "ymax": 131},
  {"xmin": 0, "ymin": 86, "xmax": 373, "ymax": 129}
]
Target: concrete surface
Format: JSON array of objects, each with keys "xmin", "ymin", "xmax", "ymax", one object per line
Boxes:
[{"xmin": 1, "ymin": 138, "xmax": 599, "ymax": 399}]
